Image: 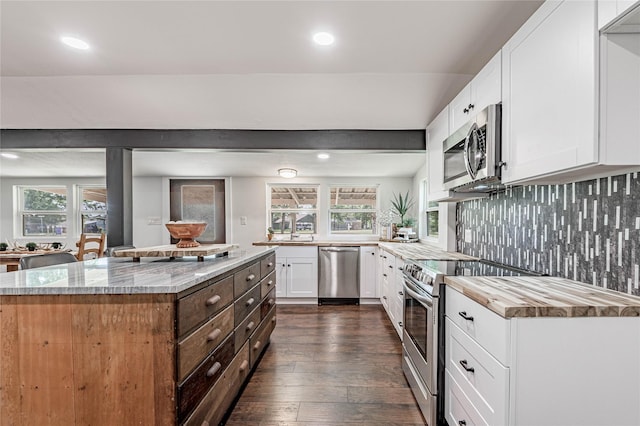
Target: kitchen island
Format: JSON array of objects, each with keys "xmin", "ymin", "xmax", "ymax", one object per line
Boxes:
[{"xmin": 0, "ymin": 246, "xmax": 278, "ymax": 426}]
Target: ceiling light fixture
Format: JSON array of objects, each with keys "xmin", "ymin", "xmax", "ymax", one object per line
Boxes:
[
  {"xmin": 313, "ymin": 32, "xmax": 335, "ymax": 46},
  {"xmin": 278, "ymin": 168, "xmax": 297, "ymax": 178},
  {"xmin": 0, "ymin": 152, "xmax": 19, "ymax": 159},
  {"xmin": 317, "ymin": 153, "xmax": 330, "ymax": 159},
  {"xmin": 61, "ymin": 36, "xmax": 90, "ymax": 50}
]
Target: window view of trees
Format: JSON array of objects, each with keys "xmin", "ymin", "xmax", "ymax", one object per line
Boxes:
[
  {"xmin": 80, "ymin": 187, "xmax": 107, "ymax": 234},
  {"xmin": 329, "ymin": 186, "xmax": 377, "ymax": 234},
  {"xmin": 269, "ymin": 185, "xmax": 318, "ymax": 235},
  {"xmin": 21, "ymin": 187, "xmax": 68, "ymax": 236}
]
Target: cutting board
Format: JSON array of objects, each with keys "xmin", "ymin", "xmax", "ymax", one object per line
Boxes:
[{"xmin": 113, "ymin": 244, "xmax": 238, "ymax": 262}]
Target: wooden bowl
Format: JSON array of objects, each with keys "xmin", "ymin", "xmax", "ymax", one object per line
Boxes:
[{"xmin": 165, "ymin": 222, "xmax": 207, "ymax": 248}]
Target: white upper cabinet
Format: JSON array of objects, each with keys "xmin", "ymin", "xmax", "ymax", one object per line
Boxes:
[
  {"xmin": 598, "ymin": 0, "xmax": 637, "ymax": 29},
  {"xmin": 502, "ymin": 0, "xmax": 640, "ymax": 185},
  {"xmin": 449, "ymin": 51, "xmax": 502, "ymax": 134},
  {"xmin": 426, "ymin": 106, "xmax": 449, "ymax": 200},
  {"xmin": 501, "ymin": 0, "xmax": 598, "ymax": 184}
]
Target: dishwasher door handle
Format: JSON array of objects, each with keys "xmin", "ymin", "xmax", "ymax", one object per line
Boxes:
[{"xmin": 320, "ymin": 247, "xmax": 359, "ymax": 253}]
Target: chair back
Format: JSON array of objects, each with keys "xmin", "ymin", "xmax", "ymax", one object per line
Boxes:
[
  {"xmin": 20, "ymin": 252, "xmax": 78, "ymax": 270},
  {"xmin": 76, "ymin": 233, "xmax": 106, "ymax": 260}
]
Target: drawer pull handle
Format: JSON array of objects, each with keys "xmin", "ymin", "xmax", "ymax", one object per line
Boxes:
[
  {"xmin": 239, "ymin": 360, "xmax": 249, "ymax": 372},
  {"xmin": 206, "ymin": 328, "xmax": 222, "ymax": 342},
  {"xmin": 253, "ymin": 340, "xmax": 261, "ymax": 350},
  {"xmin": 388, "ymin": 265, "xmax": 393, "ymax": 269},
  {"xmin": 246, "ymin": 273, "xmax": 256, "ymax": 282},
  {"xmin": 267, "ymin": 280, "xmax": 273, "ymax": 286},
  {"xmin": 267, "ymin": 262, "xmax": 273, "ymax": 267},
  {"xmin": 459, "ymin": 421, "xmax": 466, "ymax": 426},
  {"xmin": 206, "ymin": 295, "xmax": 221, "ymax": 306},
  {"xmin": 398, "ymin": 291, "xmax": 403, "ymax": 296},
  {"xmin": 458, "ymin": 311, "xmax": 474, "ymax": 321},
  {"xmin": 383, "ymin": 273, "xmax": 387, "ymax": 277},
  {"xmin": 382, "ymin": 296, "xmax": 387, "ymax": 300},
  {"xmin": 206, "ymin": 362, "xmax": 222, "ymax": 377},
  {"xmin": 246, "ymin": 297, "xmax": 255, "ymax": 307},
  {"xmin": 246, "ymin": 321, "xmax": 255, "ymax": 331},
  {"xmin": 459, "ymin": 359, "xmax": 475, "ymax": 373}
]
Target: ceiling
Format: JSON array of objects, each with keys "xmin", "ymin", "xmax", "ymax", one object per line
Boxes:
[
  {"xmin": 0, "ymin": 149, "xmax": 426, "ymax": 178},
  {"xmin": 0, "ymin": 1, "xmax": 542, "ymax": 178},
  {"xmin": 0, "ymin": 0, "xmax": 543, "ymax": 130}
]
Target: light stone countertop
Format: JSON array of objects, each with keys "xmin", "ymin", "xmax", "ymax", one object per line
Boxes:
[
  {"xmin": 0, "ymin": 247, "xmax": 276, "ymax": 296},
  {"xmin": 253, "ymin": 239, "xmax": 476, "ymax": 261},
  {"xmin": 445, "ymin": 275, "xmax": 640, "ymax": 318}
]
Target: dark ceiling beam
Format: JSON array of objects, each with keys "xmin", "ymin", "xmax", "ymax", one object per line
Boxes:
[{"xmin": 0, "ymin": 129, "xmax": 425, "ymax": 151}]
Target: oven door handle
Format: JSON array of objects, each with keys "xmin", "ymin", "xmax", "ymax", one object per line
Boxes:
[{"xmin": 403, "ymin": 280, "xmax": 433, "ymax": 308}]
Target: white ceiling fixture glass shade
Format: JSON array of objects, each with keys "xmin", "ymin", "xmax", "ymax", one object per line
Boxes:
[
  {"xmin": 60, "ymin": 36, "xmax": 90, "ymax": 50},
  {"xmin": 278, "ymin": 168, "xmax": 297, "ymax": 178},
  {"xmin": 1, "ymin": 152, "xmax": 19, "ymax": 159},
  {"xmin": 317, "ymin": 153, "xmax": 330, "ymax": 159},
  {"xmin": 312, "ymin": 32, "xmax": 335, "ymax": 46}
]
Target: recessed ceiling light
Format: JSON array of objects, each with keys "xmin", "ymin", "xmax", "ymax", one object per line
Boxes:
[
  {"xmin": 313, "ymin": 32, "xmax": 335, "ymax": 46},
  {"xmin": 61, "ymin": 36, "xmax": 90, "ymax": 50},
  {"xmin": 317, "ymin": 153, "xmax": 330, "ymax": 159},
  {"xmin": 1, "ymin": 152, "xmax": 19, "ymax": 159}
]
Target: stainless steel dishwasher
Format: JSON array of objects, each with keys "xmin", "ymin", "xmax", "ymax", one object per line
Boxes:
[{"xmin": 318, "ymin": 246, "xmax": 360, "ymax": 305}]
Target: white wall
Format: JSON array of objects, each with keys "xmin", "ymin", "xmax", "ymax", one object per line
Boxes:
[
  {"xmin": 0, "ymin": 177, "xmax": 105, "ymax": 248},
  {"xmin": 132, "ymin": 175, "xmax": 414, "ymax": 250}
]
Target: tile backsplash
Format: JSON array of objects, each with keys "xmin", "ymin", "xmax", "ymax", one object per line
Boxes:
[{"xmin": 456, "ymin": 171, "xmax": 640, "ymax": 296}]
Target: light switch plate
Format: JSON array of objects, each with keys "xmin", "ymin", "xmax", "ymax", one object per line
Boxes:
[
  {"xmin": 147, "ymin": 217, "xmax": 162, "ymax": 225},
  {"xmin": 240, "ymin": 216, "xmax": 247, "ymax": 225}
]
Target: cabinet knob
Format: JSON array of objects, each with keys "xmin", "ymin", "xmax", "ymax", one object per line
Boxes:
[
  {"xmin": 253, "ymin": 340, "xmax": 262, "ymax": 351},
  {"xmin": 206, "ymin": 328, "xmax": 222, "ymax": 342},
  {"xmin": 246, "ymin": 321, "xmax": 255, "ymax": 331},
  {"xmin": 206, "ymin": 362, "xmax": 222, "ymax": 377},
  {"xmin": 267, "ymin": 280, "xmax": 273, "ymax": 286},
  {"xmin": 245, "ymin": 298, "xmax": 255, "ymax": 307},
  {"xmin": 459, "ymin": 421, "xmax": 467, "ymax": 426},
  {"xmin": 382, "ymin": 296, "xmax": 387, "ymax": 300},
  {"xmin": 205, "ymin": 295, "xmax": 221, "ymax": 306},
  {"xmin": 239, "ymin": 360, "xmax": 249, "ymax": 373},
  {"xmin": 246, "ymin": 273, "xmax": 256, "ymax": 282},
  {"xmin": 267, "ymin": 262, "xmax": 273, "ymax": 267}
]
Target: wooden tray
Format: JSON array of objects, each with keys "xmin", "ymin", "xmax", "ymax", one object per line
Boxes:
[{"xmin": 113, "ymin": 244, "xmax": 238, "ymax": 262}]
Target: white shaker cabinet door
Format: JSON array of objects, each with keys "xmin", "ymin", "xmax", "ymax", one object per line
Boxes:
[
  {"xmin": 470, "ymin": 51, "xmax": 501, "ymax": 116},
  {"xmin": 501, "ymin": 0, "xmax": 597, "ymax": 184},
  {"xmin": 359, "ymin": 246, "xmax": 378, "ymax": 298},
  {"xmin": 287, "ymin": 257, "xmax": 318, "ymax": 297},
  {"xmin": 449, "ymin": 84, "xmax": 472, "ymax": 135}
]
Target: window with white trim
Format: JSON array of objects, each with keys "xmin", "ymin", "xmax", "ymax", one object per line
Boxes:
[
  {"xmin": 268, "ymin": 184, "xmax": 318, "ymax": 235},
  {"xmin": 329, "ymin": 185, "xmax": 377, "ymax": 235},
  {"xmin": 18, "ymin": 186, "xmax": 68, "ymax": 237},
  {"xmin": 423, "ymin": 181, "xmax": 439, "ymax": 237},
  {"xmin": 78, "ymin": 186, "xmax": 107, "ymax": 234}
]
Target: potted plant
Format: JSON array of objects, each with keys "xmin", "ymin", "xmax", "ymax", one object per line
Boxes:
[
  {"xmin": 390, "ymin": 191, "xmax": 415, "ymax": 228},
  {"xmin": 25, "ymin": 242, "xmax": 38, "ymax": 252},
  {"xmin": 267, "ymin": 227, "xmax": 275, "ymax": 241},
  {"xmin": 0, "ymin": 242, "xmax": 7, "ymax": 251}
]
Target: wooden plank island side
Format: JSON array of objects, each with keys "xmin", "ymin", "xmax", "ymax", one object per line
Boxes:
[{"xmin": 113, "ymin": 244, "xmax": 238, "ymax": 261}]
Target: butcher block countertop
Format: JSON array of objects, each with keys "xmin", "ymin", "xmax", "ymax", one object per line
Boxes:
[{"xmin": 445, "ymin": 275, "xmax": 640, "ymax": 318}]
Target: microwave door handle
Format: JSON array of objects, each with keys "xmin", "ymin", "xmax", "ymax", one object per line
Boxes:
[{"xmin": 463, "ymin": 123, "xmax": 478, "ymax": 180}]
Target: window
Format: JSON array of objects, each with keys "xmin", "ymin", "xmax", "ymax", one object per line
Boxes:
[
  {"xmin": 423, "ymin": 181, "xmax": 439, "ymax": 238},
  {"xmin": 329, "ymin": 186, "xmax": 377, "ymax": 234},
  {"xmin": 19, "ymin": 186, "xmax": 68, "ymax": 236},
  {"xmin": 269, "ymin": 185, "xmax": 318, "ymax": 235},
  {"xmin": 79, "ymin": 186, "xmax": 107, "ymax": 234}
]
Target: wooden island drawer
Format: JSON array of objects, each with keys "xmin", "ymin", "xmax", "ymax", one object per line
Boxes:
[
  {"xmin": 177, "ymin": 304, "xmax": 235, "ymax": 381},
  {"xmin": 446, "ymin": 287, "xmax": 510, "ymax": 364},
  {"xmin": 234, "ymin": 306, "xmax": 261, "ymax": 352},
  {"xmin": 234, "ymin": 283, "xmax": 261, "ymax": 325},
  {"xmin": 250, "ymin": 308, "xmax": 277, "ymax": 368},
  {"xmin": 260, "ymin": 253, "xmax": 276, "ymax": 278},
  {"xmin": 234, "ymin": 261, "xmax": 261, "ymax": 297},
  {"xmin": 178, "ymin": 275, "xmax": 234, "ymax": 337},
  {"xmin": 183, "ymin": 341, "xmax": 251, "ymax": 426},
  {"xmin": 177, "ymin": 334, "xmax": 235, "ymax": 422},
  {"xmin": 260, "ymin": 270, "xmax": 276, "ymax": 299},
  {"xmin": 260, "ymin": 287, "xmax": 276, "ymax": 320}
]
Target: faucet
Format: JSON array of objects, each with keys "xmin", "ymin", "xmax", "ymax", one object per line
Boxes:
[{"xmin": 290, "ymin": 233, "xmax": 300, "ymax": 241}]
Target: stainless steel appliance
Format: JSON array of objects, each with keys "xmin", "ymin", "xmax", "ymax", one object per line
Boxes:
[
  {"xmin": 401, "ymin": 259, "xmax": 539, "ymax": 426},
  {"xmin": 318, "ymin": 246, "xmax": 359, "ymax": 305},
  {"xmin": 443, "ymin": 104, "xmax": 503, "ymax": 193}
]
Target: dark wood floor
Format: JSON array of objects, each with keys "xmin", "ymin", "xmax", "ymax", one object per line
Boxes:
[{"xmin": 225, "ymin": 304, "xmax": 426, "ymax": 425}]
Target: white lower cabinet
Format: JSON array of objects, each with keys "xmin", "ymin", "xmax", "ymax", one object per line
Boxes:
[
  {"xmin": 275, "ymin": 246, "xmax": 318, "ymax": 298},
  {"xmin": 359, "ymin": 246, "xmax": 378, "ymax": 299},
  {"xmin": 445, "ymin": 287, "xmax": 640, "ymax": 425},
  {"xmin": 378, "ymin": 248, "xmax": 403, "ymax": 339}
]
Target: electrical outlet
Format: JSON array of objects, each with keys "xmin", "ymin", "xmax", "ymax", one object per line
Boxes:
[
  {"xmin": 464, "ymin": 229, "xmax": 472, "ymax": 243},
  {"xmin": 240, "ymin": 216, "xmax": 247, "ymax": 225},
  {"xmin": 147, "ymin": 217, "xmax": 162, "ymax": 225}
]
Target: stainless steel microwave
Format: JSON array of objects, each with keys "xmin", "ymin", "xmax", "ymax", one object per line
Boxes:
[{"xmin": 442, "ymin": 104, "xmax": 503, "ymax": 192}]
